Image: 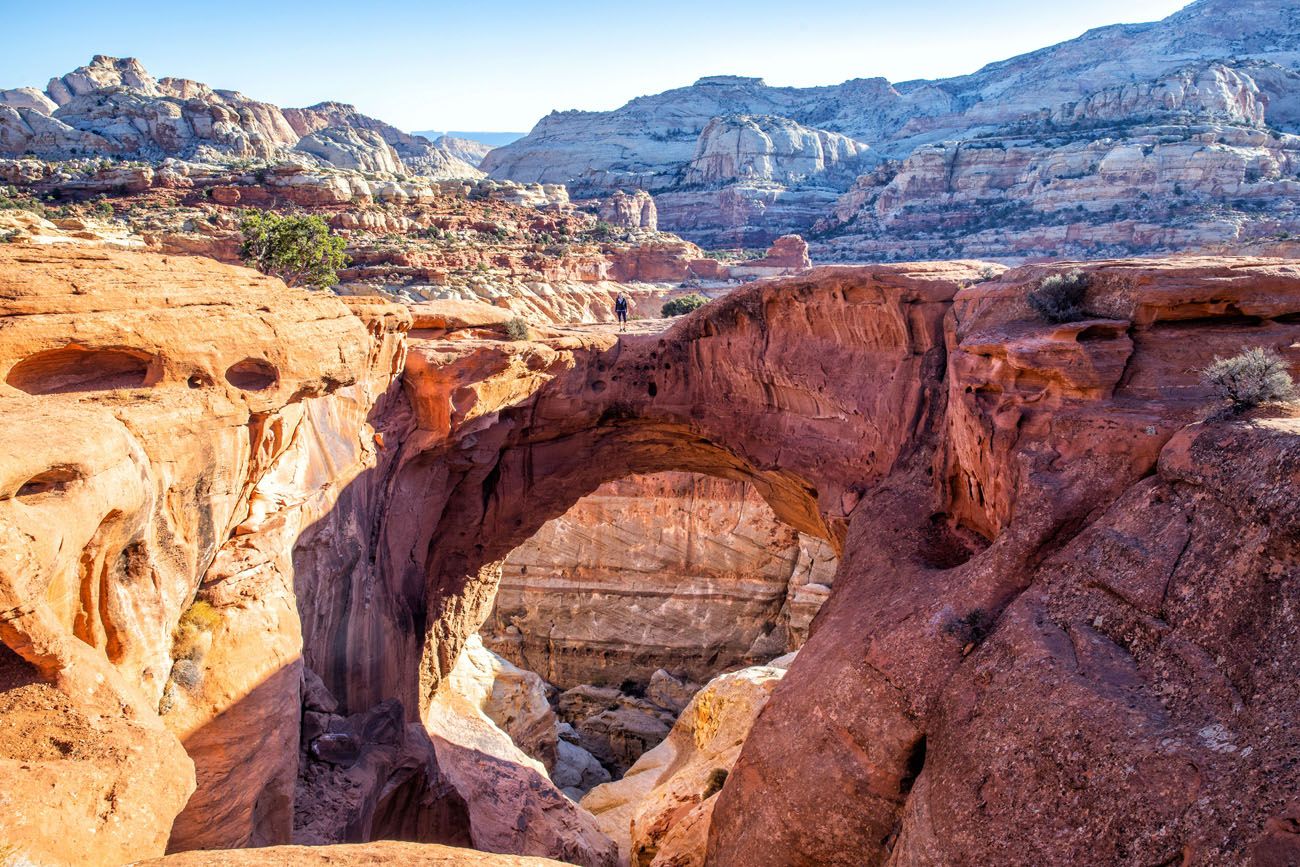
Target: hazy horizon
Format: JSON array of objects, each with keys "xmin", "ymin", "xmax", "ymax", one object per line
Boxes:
[{"xmin": 3, "ymin": 0, "xmax": 1191, "ymax": 134}]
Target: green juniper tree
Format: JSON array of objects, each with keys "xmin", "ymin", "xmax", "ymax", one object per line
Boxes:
[{"xmin": 239, "ymin": 210, "xmax": 348, "ymax": 290}]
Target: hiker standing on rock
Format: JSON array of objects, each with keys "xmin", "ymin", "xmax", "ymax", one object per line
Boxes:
[{"xmin": 615, "ymin": 293, "xmax": 630, "ymax": 331}]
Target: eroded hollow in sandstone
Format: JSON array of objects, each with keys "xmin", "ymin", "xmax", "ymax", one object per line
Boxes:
[{"xmin": 6, "ymin": 343, "xmax": 157, "ymax": 394}]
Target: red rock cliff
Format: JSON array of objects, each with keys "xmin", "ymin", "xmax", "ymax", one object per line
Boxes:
[{"xmin": 5, "ymin": 247, "xmax": 1300, "ymax": 866}]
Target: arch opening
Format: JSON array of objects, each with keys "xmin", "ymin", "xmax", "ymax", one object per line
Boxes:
[{"xmin": 435, "ymin": 460, "xmax": 839, "ymax": 807}]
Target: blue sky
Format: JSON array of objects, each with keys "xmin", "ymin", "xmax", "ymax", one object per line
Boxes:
[{"xmin": 2, "ymin": 0, "xmax": 1191, "ymax": 133}]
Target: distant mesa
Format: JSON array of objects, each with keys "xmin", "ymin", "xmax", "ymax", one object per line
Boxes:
[
  {"xmin": 411, "ymin": 130, "xmax": 527, "ymax": 148},
  {"xmin": 692, "ymin": 75, "xmax": 768, "ymax": 87}
]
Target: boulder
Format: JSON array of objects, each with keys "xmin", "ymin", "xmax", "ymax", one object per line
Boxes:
[
  {"xmin": 554, "ymin": 737, "xmax": 613, "ymax": 800},
  {"xmin": 580, "ymin": 664, "xmax": 786, "ymax": 865},
  {"xmin": 645, "ymin": 670, "xmax": 699, "ymax": 715},
  {"xmin": 0, "ymin": 87, "xmax": 57, "ymax": 115}
]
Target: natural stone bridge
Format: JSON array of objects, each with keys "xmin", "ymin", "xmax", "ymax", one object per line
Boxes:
[{"xmin": 3, "ymin": 247, "xmax": 1300, "ymax": 864}]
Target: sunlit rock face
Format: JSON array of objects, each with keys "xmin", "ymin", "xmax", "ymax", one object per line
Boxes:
[
  {"xmin": 481, "ymin": 471, "xmax": 836, "ymax": 691},
  {"xmin": 485, "ymin": 0, "xmax": 1300, "ymax": 252},
  {"xmin": 1, "ymin": 55, "xmax": 483, "ymax": 178},
  {"xmin": 0, "ymin": 245, "xmax": 410, "ymax": 862}
]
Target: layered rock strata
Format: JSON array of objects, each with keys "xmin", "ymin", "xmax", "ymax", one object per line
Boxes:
[
  {"xmin": 483, "ymin": 471, "xmax": 835, "ymax": 689},
  {"xmin": 0, "ymin": 160, "xmax": 809, "ymax": 326},
  {"xmin": 485, "ymin": 0, "xmax": 1300, "ymax": 253}
]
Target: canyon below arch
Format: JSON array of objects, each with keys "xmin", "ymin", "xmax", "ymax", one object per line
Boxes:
[{"xmin": 3, "ymin": 243, "xmax": 1300, "ymax": 865}]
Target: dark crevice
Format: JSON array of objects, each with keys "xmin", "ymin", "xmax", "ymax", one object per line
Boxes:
[{"xmin": 899, "ymin": 734, "xmax": 927, "ymax": 796}]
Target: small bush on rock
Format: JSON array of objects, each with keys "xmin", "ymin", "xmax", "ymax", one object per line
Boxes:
[
  {"xmin": 944, "ymin": 608, "xmax": 995, "ymax": 648},
  {"xmin": 1027, "ymin": 269, "xmax": 1089, "ymax": 323},
  {"xmin": 703, "ymin": 767, "xmax": 729, "ymax": 799},
  {"xmin": 504, "ymin": 316, "xmax": 531, "ymax": 341},
  {"xmin": 239, "ymin": 210, "xmax": 348, "ymax": 290},
  {"xmin": 1201, "ymin": 347, "xmax": 1295, "ymax": 414},
  {"xmin": 173, "ymin": 600, "xmax": 220, "ymax": 663},
  {"xmin": 662, "ymin": 294, "xmax": 709, "ymax": 318}
]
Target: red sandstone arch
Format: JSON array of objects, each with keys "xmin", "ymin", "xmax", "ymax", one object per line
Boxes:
[
  {"xmin": 375, "ymin": 258, "xmax": 1300, "ymax": 866},
  {"xmin": 383, "ymin": 264, "xmax": 968, "ymax": 715}
]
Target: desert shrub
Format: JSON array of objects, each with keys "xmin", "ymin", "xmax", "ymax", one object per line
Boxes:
[
  {"xmin": 1027, "ymin": 269, "xmax": 1089, "ymax": 323},
  {"xmin": 173, "ymin": 600, "xmax": 220, "ymax": 662},
  {"xmin": 504, "ymin": 316, "xmax": 531, "ymax": 341},
  {"xmin": 239, "ymin": 210, "xmax": 348, "ymax": 290},
  {"xmin": 1201, "ymin": 347, "xmax": 1295, "ymax": 414},
  {"xmin": 90, "ymin": 198, "xmax": 114, "ymax": 220},
  {"xmin": 662, "ymin": 294, "xmax": 709, "ymax": 318},
  {"xmin": 179, "ymin": 599, "xmax": 221, "ymax": 631},
  {"xmin": 158, "ymin": 683, "xmax": 177, "ymax": 715},
  {"xmin": 943, "ymin": 608, "xmax": 995, "ymax": 647},
  {"xmin": 702, "ymin": 767, "xmax": 729, "ymax": 799},
  {"xmin": 977, "ymin": 264, "xmax": 999, "ymax": 282}
]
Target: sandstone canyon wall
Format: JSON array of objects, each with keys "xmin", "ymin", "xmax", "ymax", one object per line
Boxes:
[
  {"xmin": 0, "ymin": 244, "xmax": 614, "ymax": 867},
  {"xmin": 4, "ymin": 241, "xmax": 1300, "ymax": 865},
  {"xmin": 0, "ymin": 246, "xmax": 405, "ymax": 861},
  {"xmin": 482, "ymin": 471, "xmax": 835, "ymax": 690}
]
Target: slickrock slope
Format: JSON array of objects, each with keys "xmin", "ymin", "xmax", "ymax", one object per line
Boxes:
[
  {"xmin": 485, "ymin": 0, "xmax": 1300, "ymax": 254},
  {"xmin": 5, "ymin": 242, "xmax": 1300, "ymax": 866},
  {"xmin": 483, "ymin": 471, "xmax": 835, "ymax": 689}
]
